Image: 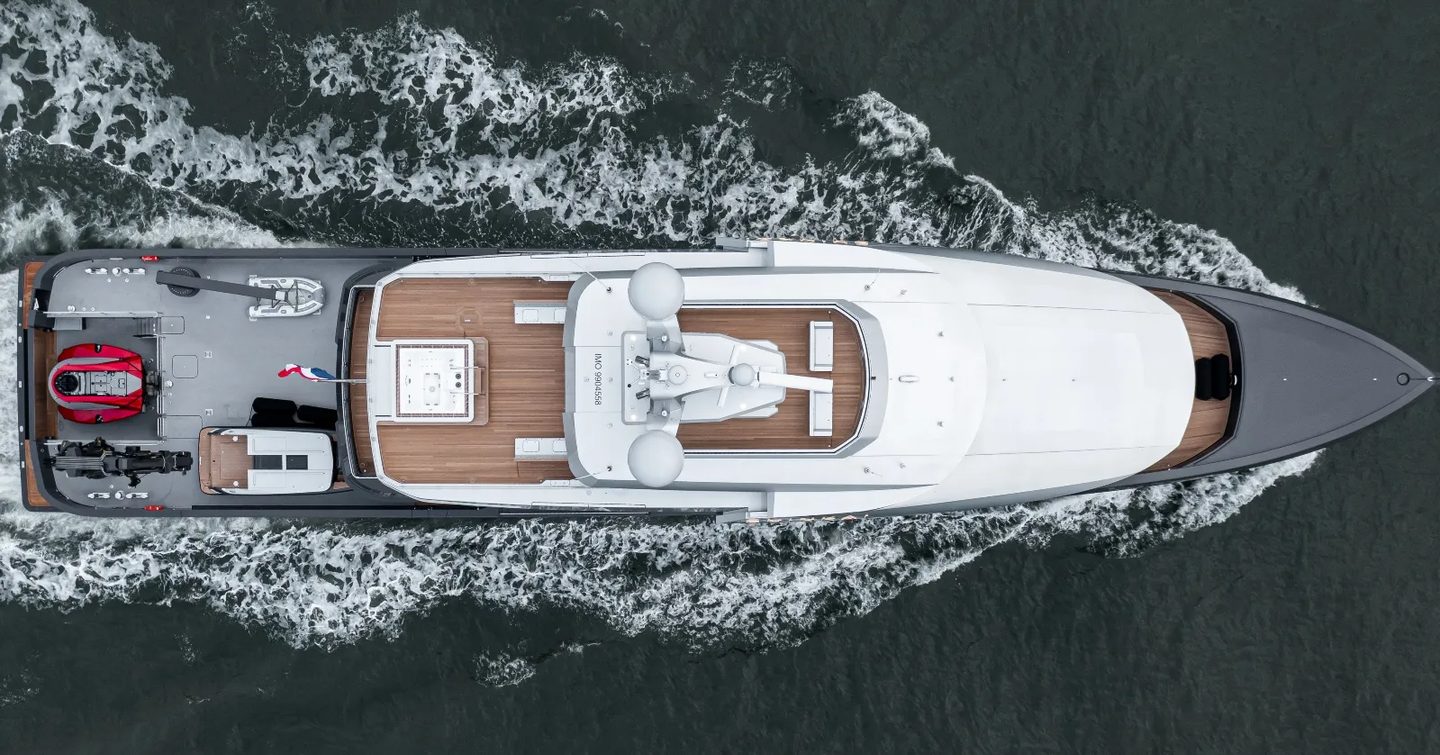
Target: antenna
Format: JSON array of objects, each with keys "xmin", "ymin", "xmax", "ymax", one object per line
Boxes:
[
  {"xmin": 578, "ymin": 269, "xmax": 613, "ymax": 293},
  {"xmin": 571, "ymin": 465, "xmax": 613, "ymax": 484},
  {"xmin": 863, "ymin": 268, "xmax": 880, "ymax": 291}
]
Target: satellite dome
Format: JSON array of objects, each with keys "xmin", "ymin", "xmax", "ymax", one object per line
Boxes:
[
  {"xmin": 728, "ymin": 363, "xmax": 756, "ymax": 387},
  {"xmin": 627, "ymin": 430, "xmax": 685, "ymax": 488},
  {"xmin": 628, "ymin": 262, "xmax": 685, "ymax": 320}
]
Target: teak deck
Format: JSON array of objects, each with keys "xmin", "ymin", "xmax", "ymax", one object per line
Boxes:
[
  {"xmin": 1145, "ymin": 291, "xmax": 1234, "ymax": 471},
  {"xmin": 676, "ymin": 307, "xmax": 863, "ymax": 450},
  {"xmin": 30, "ymin": 327, "xmax": 57, "ymax": 440},
  {"xmin": 21, "ymin": 260, "xmax": 41, "ymax": 325},
  {"xmin": 23, "ymin": 261, "xmax": 59, "ymax": 441},
  {"xmin": 348, "ymin": 289, "xmax": 377, "ymax": 476},
  {"xmin": 24, "ymin": 445, "xmax": 50, "ymax": 509},
  {"xmin": 346, "ymin": 279, "xmax": 869, "ymax": 485},
  {"xmin": 199, "ymin": 430, "xmax": 252, "ymax": 493},
  {"xmin": 362, "ymin": 278, "xmax": 574, "ymax": 485}
]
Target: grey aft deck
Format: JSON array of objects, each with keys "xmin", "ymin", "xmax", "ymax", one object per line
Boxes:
[{"xmin": 35, "ymin": 254, "xmax": 379, "ymax": 509}]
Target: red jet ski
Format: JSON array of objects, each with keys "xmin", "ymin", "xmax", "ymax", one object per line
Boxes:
[{"xmin": 48, "ymin": 343, "xmax": 146, "ymax": 424}]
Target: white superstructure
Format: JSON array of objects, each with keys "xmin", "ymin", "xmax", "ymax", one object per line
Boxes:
[{"xmin": 360, "ymin": 239, "xmax": 1194, "ymax": 519}]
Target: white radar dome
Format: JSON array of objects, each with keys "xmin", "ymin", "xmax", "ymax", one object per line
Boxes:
[
  {"xmin": 627, "ymin": 430, "xmax": 685, "ymax": 488},
  {"xmin": 628, "ymin": 262, "xmax": 685, "ymax": 320},
  {"xmin": 728, "ymin": 363, "xmax": 757, "ymax": 386}
]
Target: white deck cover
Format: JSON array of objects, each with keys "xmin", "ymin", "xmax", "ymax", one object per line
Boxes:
[
  {"xmin": 367, "ymin": 242, "xmax": 1196, "ymax": 518},
  {"xmin": 220, "ymin": 429, "xmax": 334, "ymax": 496},
  {"xmin": 864, "ymin": 251, "xmax": 1195, "ymax": 513}
]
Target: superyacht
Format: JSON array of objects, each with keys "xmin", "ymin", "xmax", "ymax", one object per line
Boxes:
[{"xmin": 16, "ymin": 239, "xmax": 1433, "ymax": 519}]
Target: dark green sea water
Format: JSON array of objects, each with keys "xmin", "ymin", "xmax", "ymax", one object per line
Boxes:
[{"xmin": 1, "ymin": 0, "xmax": 1438, "ymax": 752}]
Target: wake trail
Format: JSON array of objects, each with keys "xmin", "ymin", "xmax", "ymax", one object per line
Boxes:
[{"xmin": 0, "ymin": 0, "xmax": 1315, "ymax": 651}]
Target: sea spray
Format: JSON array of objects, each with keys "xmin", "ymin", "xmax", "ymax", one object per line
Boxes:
[{"xmin": 0, "ymin": 0, "xmax": 1315, "ymax": 652}]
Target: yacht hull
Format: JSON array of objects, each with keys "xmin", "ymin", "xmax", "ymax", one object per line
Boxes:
[{"xmin": 16, "ymin": 245, "xmax": 1432, "ymax": 518}]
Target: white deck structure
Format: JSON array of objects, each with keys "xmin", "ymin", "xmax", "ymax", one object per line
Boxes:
[{"xmin": 362, "ymin": 239, "xmax": 1194, "ymax": 519}]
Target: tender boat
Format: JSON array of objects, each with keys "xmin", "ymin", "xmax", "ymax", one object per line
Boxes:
[{"xmin": 15, "ymin": 239, "xmax": 1433, "ymax": 519}]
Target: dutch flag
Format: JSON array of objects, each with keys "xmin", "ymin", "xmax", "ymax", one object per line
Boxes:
[{"xmin": 277, "ymin": 363, "xmax": 338, "ymax": 382}]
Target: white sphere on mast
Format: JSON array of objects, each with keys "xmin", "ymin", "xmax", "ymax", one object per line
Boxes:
[
  {"xmin": 628, "ymin": 262, "xmax": 685, "ymax": 320},
  {"xmin": 627, "ymin": 430, "xmax": 685, "ymax": 488}
]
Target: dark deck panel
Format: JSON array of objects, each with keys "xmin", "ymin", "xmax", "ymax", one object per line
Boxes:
[{"xmin": 1113, "ymin": 274, "xmax": 1433, "ymax": 487}]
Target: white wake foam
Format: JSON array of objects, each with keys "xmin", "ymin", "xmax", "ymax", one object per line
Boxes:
[
  {"xmin": 0, "ymin": 0, "xmax": 1316, "ymax": 651},
  {"xmin": 0, "ymin": 195, "xmax": 301, "ymax": 257}
]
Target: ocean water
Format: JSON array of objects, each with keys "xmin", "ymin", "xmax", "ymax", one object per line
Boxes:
[{"xmin": 1, "ymin": 1, "xmax": 1437, "ymax": 752}]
